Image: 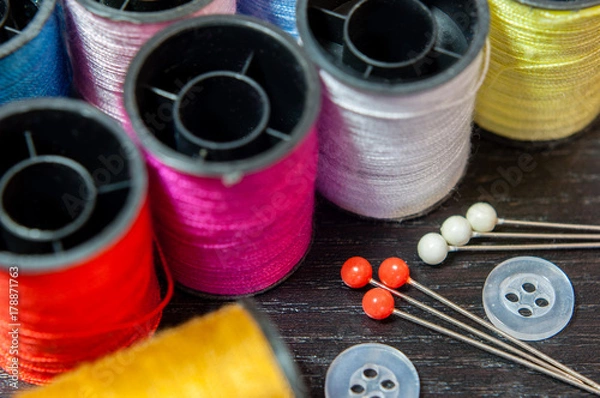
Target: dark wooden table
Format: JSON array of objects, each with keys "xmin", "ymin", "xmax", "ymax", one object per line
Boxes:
[{"xmin": 3, "ymin": 122, "xmax": 600, "ymax": 397}]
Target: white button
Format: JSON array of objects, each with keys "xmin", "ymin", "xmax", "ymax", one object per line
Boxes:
[
  {"xmin": 482, "ymin": 256, "xmax": 574, "ymax": 341},
  {"xmin": 325, "ymin": 343, "xmax": 419, "ymax": 398}
]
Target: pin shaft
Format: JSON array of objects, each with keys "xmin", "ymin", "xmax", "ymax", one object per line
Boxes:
[
  {"xmin": 392, "ymin": 309, "xmax": 600, "ymax": 396},
  {"xmin": 370, "ymin": 280, "xmax": 587, "ymax": 386},
  {"xmin": 500, "ymin": 218, "xmax": 600, "ymax": 232},
  {"xmin": 473, "ymin": 232, "xmax": 600, "ymax": 240},
  {"xmin": 450, "ymin": 242, "xmax": 600, "ymax": 252},
  {"xmin": 408, "ymin": 278, "xmax": 600, "ymax": 391}
]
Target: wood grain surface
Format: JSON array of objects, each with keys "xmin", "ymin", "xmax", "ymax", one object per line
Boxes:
[{"xmin": 2, "ymin": 122, "xmax": 600, "ymax": 397}]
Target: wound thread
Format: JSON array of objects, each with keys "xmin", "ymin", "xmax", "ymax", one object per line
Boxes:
[
  {"xmin": 0, "ymin": 0, "xmax": 70, "ymax": 106},
  {"xmin": 237, "ymin": 0, "xmax": 299, "ymax": 37},
  {"xmin": 475, "ymin": 0, "xmax": 600, "ymax": 141},
  {"xmin": 317, "ymin": 53, "xmax": 488, "ymax": 219}
]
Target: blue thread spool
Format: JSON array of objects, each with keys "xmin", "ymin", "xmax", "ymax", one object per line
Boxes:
[
  {"xmin": 0, "ymin": 0, "xmax": 71, "ymax": 106},
  {"xmin": 237, "ymin": 0, "xmax": 298, "ymax": 37}
]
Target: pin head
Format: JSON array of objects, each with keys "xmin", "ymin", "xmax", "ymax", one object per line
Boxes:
[
  {"xmin": 440, "ymin": 215, "xmax": 472, "ymax": 246},
  {"xmin": 466, "ymin": 202, "xmax": 498, "ymax": 232},
  {"xmin": 417, "ymin": 233, "xmax": 449, "ymax": 265},
  {"xmin": 378, "ymin": 257, "xmax": 410, "ymax": 288},
  {"xmin": 341, "ymin": 256, "xmax": 372, "ymax": 288},
  {"xmin": 362, "ymin": 288, "xmax": 394, "ymax": 320}
]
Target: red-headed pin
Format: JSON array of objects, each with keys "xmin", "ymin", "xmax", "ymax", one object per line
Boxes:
[
  {"xmin": 341, "ymin": 256, "xmax": 372, "ymax": 288},
  {"xmin": 378, "ymin": 257, "xmax": 410, "ymax": 289},
  {"xmin": 362, "ymin": 288, "xmax": 395, "ymax": 320}
]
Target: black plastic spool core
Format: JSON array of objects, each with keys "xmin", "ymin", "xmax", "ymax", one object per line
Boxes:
[
  {"xmin": 343, "ymin": 0, "xmax": 437, "ymax": 79},
  {"xmin": 0, "ymin": 156, "xmax": 97, "ymax": 242},
  {"xmin": 125, "ymin": 15, "xmax": 321, "ymax": 177},
  {"xmin": 297, "ymin": 0, "xmax": 490, "ymax": 94},
  {"xmin": 0, "ymin": 98, "xmax": 146, "ymax": 272},
  {"xmin": 514, "ymin": 0, "xmax": 600, "ymax": 10},
  {"xmin": 173, "ymin": 71, "xmax": 271, "ymax": 154},
  {"xmin": 0, "ymin": 0, "xmax": 50, "ymax": 52},
  {"xmin": 96, "ymin": 0, "xmax": 193, "ymax": 12},
  {"xmin": 0, "ymin": 0, "xmax": 9, "ymax": 30},
  {"xmin": 77, "ymin": 0, "xmax": 214, "ymax": 23}
]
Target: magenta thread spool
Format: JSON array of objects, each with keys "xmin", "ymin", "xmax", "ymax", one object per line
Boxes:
[{"xmin": 124, "ymin": 15, "xmax": 321, "ymax": 297}]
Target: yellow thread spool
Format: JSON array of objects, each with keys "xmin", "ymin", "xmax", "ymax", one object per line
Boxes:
[
  {"xmin": 475, "ymin": 0, "xmax": 600, "ymax": 141},
  {"xmin": 18, "ymin": 303, "xmax": 302, "ymax": 398}
]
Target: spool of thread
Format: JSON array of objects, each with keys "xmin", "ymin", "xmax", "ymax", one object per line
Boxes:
[
  {"xmin": 61, "ymin": 0, "xmax": 236, "ymax": 123},
  {"xmin": 297, "ymin": 0, "xmax": 490, "ymax": 220},
  {"xmin": 17, "ymin": 302, "xmax": 307, "ymax": 398},
  {"xmin": 124, "ymin": 15, "xmax": 321, "ymax": 296},
  {"xmin": 475, "ymin": 0, "xmax": 600, "ymax": 142},
  {"xmin": 0, "ymin": 0, "xmax": 70, "ymax": 105},
  {"xmin": 237, "ymin": 0, "xmax": 299, "ymax": 37},
  {"xmin": 0, "ymin": 98, "xmax": 170, "ymax": 385}
]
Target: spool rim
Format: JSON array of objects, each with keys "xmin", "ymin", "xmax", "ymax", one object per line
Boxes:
[
  {"xmin": 240, "ymin": 300, "xmax": 308, "ymax": 398},
  {"xmin": 0, "ymin": 0, "xmax": 56, "ymax": 58},
  {"xmin": 296, "ymin": 0, "xmax": 490, "ymax": 95},
  {"xmin": 513, "ymin": 0, "xmax": 600, "ymax": 10},
  {"xmin": 125, "ymin": 15, "xmax": 321, "ymax": 177},
  {"xmin": 173, "ymin": 71, "xmax": 272, "ymax": 152},
  {"xmin": 0, "ymin": 155, "xmax": 98, "ymax": 242},
  {"xmin": 75, "ymin": 0, "xmax": 216, "ymax": 23},
  {"xmin": 0, "ymin": 98, "xmax": 147, "ymax": 272}
]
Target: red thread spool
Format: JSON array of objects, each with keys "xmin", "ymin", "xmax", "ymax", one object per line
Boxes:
[
  {"xmin": 0, "ymin": 99, "xmax": 170, "ymax": 385},
  {"xmin": 124, "ymin": 16, "xmax": 321, "ymax": 296}
]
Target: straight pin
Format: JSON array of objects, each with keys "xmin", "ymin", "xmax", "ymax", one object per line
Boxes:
[
  {"xmin": 362, "ymin": 288, "xmax": 600, "ymax": 396},
  {"xmin": 467, "ymin": 202, "xmax": 600, "ymax": 233},
  {"xmin": 418, "ymin": 232, "xmax": 600, "ymax": 266},
  {"xmin": 441, "ymin": 214, "xmax": 600, "ymax": 246}
]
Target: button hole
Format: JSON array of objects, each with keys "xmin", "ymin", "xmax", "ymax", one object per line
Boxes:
[
  {"xmin": 518, "ymin": 308, "xmax": 533, "ymax": 317},
  {"xmin": 522, "ymin": 283, "xmax": 536, "ymax": 293},
  {"xmin": 505, "ymin": 293, "xmax": 519, "ymax": 302},
  {"xmin": 535, "ymin": 298, "xmax": 549, "ymax": 307},
  {"xmin": 350, "ymin": 384, "xmax": 364, "ymax": 394},
  {"xmin": 363, "ymin": 368, "xmax": 378, "ymax": 379}
]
